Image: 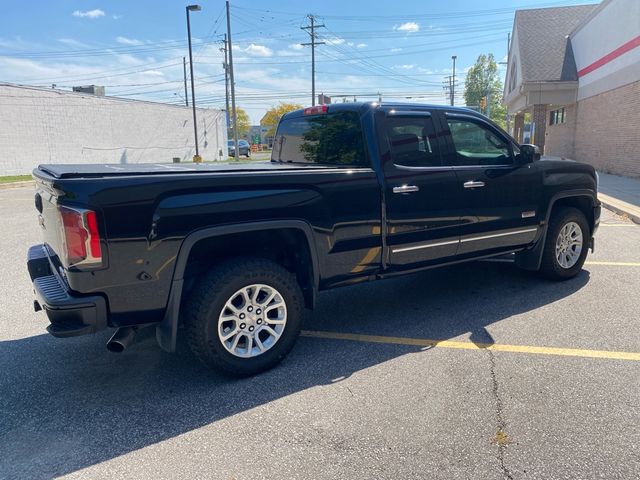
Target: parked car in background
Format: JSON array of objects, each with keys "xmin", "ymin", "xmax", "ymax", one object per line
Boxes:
[{"xmin": 228, "ymin": 139, "xmax": 251, "ymax": 158}]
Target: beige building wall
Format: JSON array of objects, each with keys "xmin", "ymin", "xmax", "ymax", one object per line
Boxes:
[
  {"xmin": 544, "ymin": 103, "xmax": 577, "ymax": 159},
  {"xmin": 574, "ymin": 81, "xmax": 640, "ymax": 178}
]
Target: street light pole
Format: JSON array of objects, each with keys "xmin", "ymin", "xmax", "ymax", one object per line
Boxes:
[
  {"xmin": 226, "ymin": 0, "xmax": 239, "ymax": 161},
  {"xmin": 186, "ymin": 4, "xmax": 201, "ymax": 161},
  {"xmin": 451, "ymin": 55, "xmax": 457, "ymax": 106}
]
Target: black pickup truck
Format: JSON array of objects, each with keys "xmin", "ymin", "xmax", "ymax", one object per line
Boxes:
[{"xmin": 28, "ymin": 102, "xmax": 600, "ymax": 376}]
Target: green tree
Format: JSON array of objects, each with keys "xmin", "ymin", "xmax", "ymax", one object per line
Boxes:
[
  {"xmin": 260, "ymin": 102, "xmax": 304, "ymax": 137},
  {"xmin": 230, "ymin": 107, "xmax": 250, "ymax": 137},
  {"xmin": 463, "ymin": 53, "xmax": 506, "ymax": 128}
]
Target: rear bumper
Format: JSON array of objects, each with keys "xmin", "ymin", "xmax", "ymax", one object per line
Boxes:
[{"xmin": 28, "ymin": 244, "xmax": 108, "ymax": 338}]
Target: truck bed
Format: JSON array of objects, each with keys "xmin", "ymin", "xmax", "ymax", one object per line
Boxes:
[{"xmin": 36, "ymin": 161, "xmax": 326, "ymax": 179}]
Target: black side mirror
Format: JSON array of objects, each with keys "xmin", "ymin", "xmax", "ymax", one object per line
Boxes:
[{"xmin": 519, "ymin": 144, "xmax": 541, "ymax": 164}]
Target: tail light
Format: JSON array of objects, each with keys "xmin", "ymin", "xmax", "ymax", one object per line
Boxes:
[
  {"xmin": 59, "ymin": 206, "xmax": 103, "ymax": 268},
  {"xmin": 303, "ymin": 105, "xmax": 327, "ymax": 115}
]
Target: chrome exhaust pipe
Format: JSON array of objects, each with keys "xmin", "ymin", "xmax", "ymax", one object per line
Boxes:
[{"xmin": 107, "ymin": 326, "xmax": 138, "ymax": 353}]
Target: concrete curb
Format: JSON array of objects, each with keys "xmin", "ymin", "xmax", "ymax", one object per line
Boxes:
[
  {"xmin": 0, "ymin": 180, "xmax": 34, "ymax": 190},
  {"xmin": 598, "ymin": 193, "xmax": 640, "ymax": 225}
]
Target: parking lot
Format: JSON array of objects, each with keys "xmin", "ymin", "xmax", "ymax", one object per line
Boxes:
[{"xmin": 1, "ymin": 185, "xmax": 638, "ymax": 479}]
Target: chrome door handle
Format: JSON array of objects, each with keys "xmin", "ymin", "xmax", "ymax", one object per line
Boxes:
[
  {"xmin": 463, "ymin": 180, "xmax": 485, "ymax": 189},
  {"xmin": 393, "ymin": 185, "xmax": 420, "ymax": 194}
]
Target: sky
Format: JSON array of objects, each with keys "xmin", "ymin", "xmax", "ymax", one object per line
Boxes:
[{"xmin": 0, "ymin": 0, "xmax": 597, "ymax": 123}]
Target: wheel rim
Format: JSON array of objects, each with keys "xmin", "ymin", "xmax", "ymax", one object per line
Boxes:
[
  {"xmin": 218, "ymin": 284, "xmax": 287, "ymax": 358},
  {"xmin": 555, "ymin": 221, "xmax": 583, "ymax": 269}
]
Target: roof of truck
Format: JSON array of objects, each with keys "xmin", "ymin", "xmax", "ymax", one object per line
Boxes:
[{"xmin": 282, "ymin": 102, "xmax": 479, "ymax": 120}]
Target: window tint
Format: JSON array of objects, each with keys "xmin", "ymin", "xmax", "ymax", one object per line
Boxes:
[
  {"xmin": 446, "ymin": 118, "xmax": 512, "ymax": 166},
  {"xmin": 272, "ymin": 111, "xmax": 368, "ymax": 166},
  {"xmin": 386, "ymin": 115, "xmax": 441, "ymax": 167}
]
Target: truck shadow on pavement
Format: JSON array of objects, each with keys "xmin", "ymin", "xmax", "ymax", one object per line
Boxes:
[{"xmin": 0, "ymin": 261, "xmax": 589, "ymax": 479}]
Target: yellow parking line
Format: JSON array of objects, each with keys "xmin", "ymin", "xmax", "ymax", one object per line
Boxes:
[
  {"xmin": 300, "ymin": 330, "xmax": 640, "ymax": 361},
  {"xmin": 585, "ymin": 261, "xmax": 640, "ymax": 266}
]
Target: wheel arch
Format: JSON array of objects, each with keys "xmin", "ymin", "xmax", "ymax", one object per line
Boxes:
[
  {"xmin": 156, "ymin": 220, "xmax": 319, "ymax": 352},
  {"xmin": 515, "ymin": 190, "xmax": 597, "ymax": 271}
]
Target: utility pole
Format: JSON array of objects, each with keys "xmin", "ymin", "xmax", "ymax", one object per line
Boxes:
[
  {"xmin": 220, "ymin": 34, "xmax": 231, "ymax": 138},
  {"xmin": 451, "ymin": 55, "xmax": 457, "ymax": 106},
  {"xmin": 442, "ymin": 76, "xmax": 453, "ymax": 105},
  {"xmin": 186, "ymin": 5, "xmax": 201, "ymax": 160},
  {"xmin": 301, "ymin": 15, "xmax": 325, "ymax": 106},
  {"xmin": 182, "ymin": 56, "xmax": 189, "ymax": 106},
  {"xmin": 226, "ymin": 0, "xmax": 239, "ymax": 161}
]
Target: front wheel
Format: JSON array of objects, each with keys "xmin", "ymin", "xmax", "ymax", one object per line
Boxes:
[
  {"xmin": 184, "ymin": 257, "xmax": 304, "ymax": 376},
  {"xmin": 539, "ymin": 207, "xmax": 590, "ymax": 280}
]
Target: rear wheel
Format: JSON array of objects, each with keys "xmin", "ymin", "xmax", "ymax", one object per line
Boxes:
[
  {"xmin": 539, "ymin": 207, "xmax": 589, "ymax": 280},
  {"xmin": 184, "ymin": 257, "xmax": 303, "ymax": 376}
]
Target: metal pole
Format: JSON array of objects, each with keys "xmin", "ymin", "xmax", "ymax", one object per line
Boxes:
[
  {"xmin": 182, "ymin": 56, "xmax": 189, "ymax": 106},
  {"xmin": 311, "ymin": 16, "xmax": 315, "ymax": 106},
  {"xmin": 301, "ymin": 15, "xmax": 325, "ymax": 107},
  {"xmin": 221, "ymin": 34, "xmax": 231, "ymax": 139},
  {"xmin": 186, "ymin": 7, "xmax": 199, "ymax": 158},
  {"xmin": 226, "ymin": 0, "xmax": 239, "ymax": 161},
  {"xmin": 451, "ymin": 55, "xmax": 457, "ymax": 107}
]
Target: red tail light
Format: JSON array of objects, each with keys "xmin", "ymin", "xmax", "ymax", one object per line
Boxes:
[
  {"xmin": 303, "ymin": 105, "xmax": 327, "ymax": 115},
  {"xmin": 59, "ymin": 206, "xmax": 102, "ymax": 268}
]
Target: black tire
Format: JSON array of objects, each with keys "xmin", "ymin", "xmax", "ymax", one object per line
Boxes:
[
  {"xmin": 184, "ymin": 257, "xmax": 304, "ymax": 376},
  {"xmin": 539, "ymin": 207, "xmax": 590, "ymax": 280},
  {"xmin": 245, "ymin": 151, "xmax": 251, "ymax": 158}
]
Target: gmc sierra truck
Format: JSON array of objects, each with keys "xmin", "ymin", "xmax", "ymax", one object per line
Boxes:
[{"xmin": 27, "ymin": 102, "xmax": 601, "ymax": 376}]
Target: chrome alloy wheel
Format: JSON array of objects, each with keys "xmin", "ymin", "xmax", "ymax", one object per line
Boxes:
[
  {"xmin": 218, "ymin": 284, "xmax": 287, "ymax": 358},
  {"xmin": 555, "ymin": 221, "xmax": 583, "ymax": 269}
]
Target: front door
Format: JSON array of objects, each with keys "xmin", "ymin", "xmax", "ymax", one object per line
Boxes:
[
  {"xmin": 437, "ymin": 111, "xmax": 541, "ymax": 256},
  {"xmin": 379, "ymin": 109, "xmax": 466, "ymax": 270}
]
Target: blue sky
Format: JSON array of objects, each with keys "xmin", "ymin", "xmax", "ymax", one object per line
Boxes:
[{"xmin": 0, "ymin": 0, "xmax": 596, "ymax": 123}]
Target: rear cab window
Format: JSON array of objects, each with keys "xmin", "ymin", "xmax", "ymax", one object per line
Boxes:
[{"xmin": 272, "ymin": 111, "xmax": 369, "ymax": 167}]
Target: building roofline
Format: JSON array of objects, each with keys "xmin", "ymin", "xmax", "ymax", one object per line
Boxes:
[
  {"xmin": 0, "ymin": 82, "xmax": 217, "ymax": 112},
  {"xmin": 570, "ymin": 0, "xmax": 610, "ymax": 37}
]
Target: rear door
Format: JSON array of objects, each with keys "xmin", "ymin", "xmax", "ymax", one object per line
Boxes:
[
  {"xmin": 378, "ymin": 109, "xmax": 465, "ymax": 270},
  {"xmin": 438, "ymin": 111, "xmax": 541, "ymax": 256}
]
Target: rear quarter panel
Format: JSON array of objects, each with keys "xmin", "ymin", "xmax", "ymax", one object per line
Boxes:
[{"xmin": 47, "ymin": 168, "xmax": 381, "ymax": 326}]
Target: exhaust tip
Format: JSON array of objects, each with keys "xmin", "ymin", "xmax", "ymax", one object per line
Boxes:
[
  {"xmin": 107, "ymin": 326, "xmax": 137, "ymax": 353},
  {"xmin": 106, "ymin": 341, "xmax": 126, "ymax": 353}
]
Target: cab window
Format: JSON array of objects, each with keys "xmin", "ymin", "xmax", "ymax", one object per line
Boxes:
[
  {"xmin": 445, "ymin": 117, "xmax": 512, "ymax": 166},
  {"xmin": 272, "ymin": 111, "xmax": 368, "ymax": 166},
  {"xmin": 386, "ymin": 115, "xmax": 441, "ymax": 167}
]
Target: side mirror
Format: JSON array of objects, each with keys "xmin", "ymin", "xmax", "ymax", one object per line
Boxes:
[{"xmin": 518, "ymin": 144, "xmax": 541, "ymax": 164}]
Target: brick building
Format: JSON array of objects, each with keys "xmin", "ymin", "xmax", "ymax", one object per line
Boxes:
[
  {"xmin": 0, "ymin": 83, "xmax": 227, "ymax": 176},
  {"xmin": 503, "ymin": 0, "xmax": 640, "ymax": 178}
]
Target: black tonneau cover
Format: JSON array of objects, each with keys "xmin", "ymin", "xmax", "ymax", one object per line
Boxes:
[{"xmin": 37, "ymin": 161, "xmax": 326, "ymax": 179}]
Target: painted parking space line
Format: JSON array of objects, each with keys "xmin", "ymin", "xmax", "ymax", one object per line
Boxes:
[
  {"xmin": 482, "ymin": 258, "xmax": 640, "ymax": 267},
  {"xmin": 301, "ymin": 330, "xmax": 640, "ymax": 361},
  {"xmin": 585, "ymin": 261, "xmax": 640, "ymax": 266},
  {"xmin": 598, "ymin": 223, "xmax": 637, "ymax": 227}
]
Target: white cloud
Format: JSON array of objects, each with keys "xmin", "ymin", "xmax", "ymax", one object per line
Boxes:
[
  {"xmin": 394, "ymin": 64, "xmax": 415, "ymax": 70},
  {"xmin": 113, "ymin": 14, "xmax": 122, "ymax": 20},
  {"xmin": 289, "ymin": 43, "xmax": 304, "ymax": 51},
  {"xmin": 324, "ymin": 36, "xmax": 345, "ymax": 45},
  {"xmin": 72, "ymin": 9, "xmax": 106, "ymax": 19},
  {"xmin": 394, "ymin": 22, "xmax": 419, "ymax": 33},
  {"xmin": 357, "ymin": 43, "xmax": 367, "ymax": 48},
  {"xmin": 244, "ymin": 44, "xmax": 273, "ymax": 57},
  {"xmin": 116, "ymin": 36, "xmax": 143, "ymax": 46},
  {"xmin": 58, "ymin": 38, "xmax": 90, "ymax": 48},
  {"xmin": 390, "ymin": 47, "xmax": 402, "ymax": 53}
]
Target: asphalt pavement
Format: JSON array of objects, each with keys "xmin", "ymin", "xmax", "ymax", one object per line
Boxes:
[{"xmin": 0, "ymin": 186, "xmax": 639, "ymax": 480}]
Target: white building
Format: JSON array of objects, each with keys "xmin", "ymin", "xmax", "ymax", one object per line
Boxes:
[
  {"xmin": 0, "ymin": 83, "xmax": 227, "ymax": 176},
  {"xmin": 503, "ymin": 0, "xmax": 640, "ymax": 178}
]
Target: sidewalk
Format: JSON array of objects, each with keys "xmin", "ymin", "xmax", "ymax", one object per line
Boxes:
[{"xmin": 597, "ymin": 172, "xmax": 640, "ymax": 224}]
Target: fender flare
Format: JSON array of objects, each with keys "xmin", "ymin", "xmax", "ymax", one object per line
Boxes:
[
  {"xmin": 156, "ymin": 220, "xmax": 320, "ymax": 352},
  {"xmin": 515, "ymin": 189, "xmax": 599, "ymax": 271}
]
